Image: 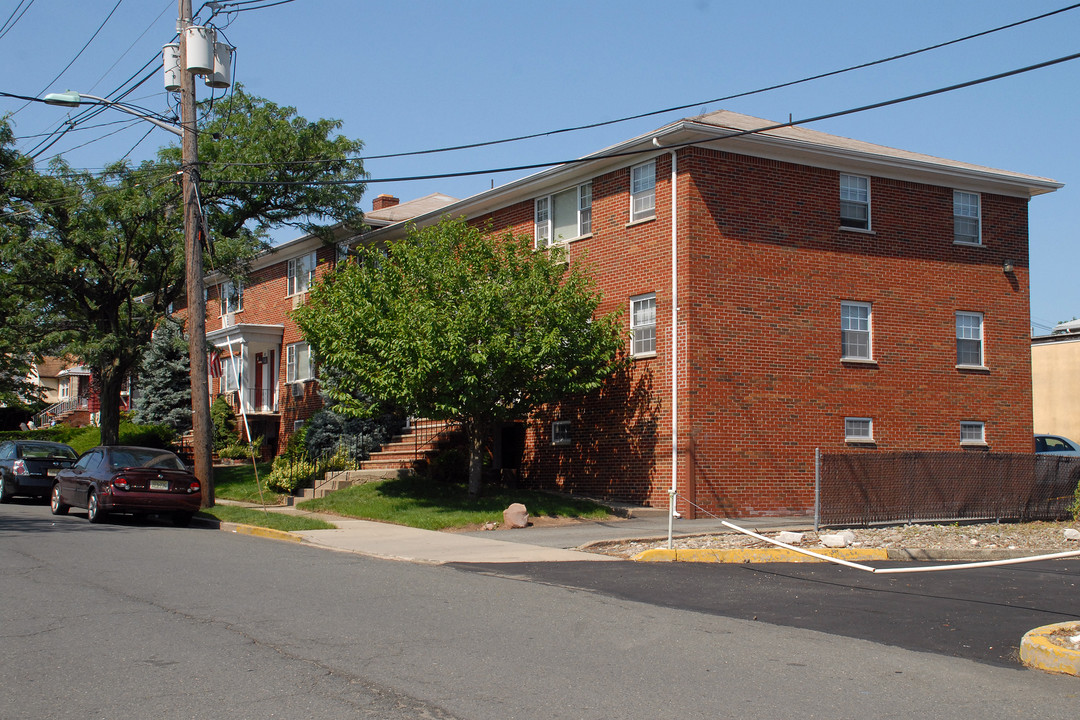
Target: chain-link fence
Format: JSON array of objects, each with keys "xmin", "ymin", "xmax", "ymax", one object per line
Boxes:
[{"xmin": 816, "ymin": 451, "xmax": 1080, "ymax": 527}]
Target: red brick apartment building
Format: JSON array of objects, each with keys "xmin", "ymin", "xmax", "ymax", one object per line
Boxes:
[
  {"xmin": 173, "ymin": 193, "xmax": 458, "ymax": 457},
  {"xmin": 179, "ymin": 110, "xmax": 1061, "ymax": 517},
  {"xmin": 362, "ymin": 111, "xmax": 1061, "ymax": 517}
]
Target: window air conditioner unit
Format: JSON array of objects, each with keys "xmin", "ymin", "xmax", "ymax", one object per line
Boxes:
[
  {"xmin": 291, "ymin": 383, "xmax": 303, "ymax": 398},
  {"xmin": 223, "ymin": 313, "xmax": 235, "ymax": 327}
]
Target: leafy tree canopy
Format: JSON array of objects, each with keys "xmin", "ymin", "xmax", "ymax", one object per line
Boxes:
[
  {"xmin": 294, "ymin": 216, "xmax": 625, "ymax": 496},
  {"xmin": 0, "ymin": 88, "xmax": 367, "ymax": 445}
]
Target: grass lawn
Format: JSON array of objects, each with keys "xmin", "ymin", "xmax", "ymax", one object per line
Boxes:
[
  {"xmin": 198, "ymin": 505, "xmax": 335, "ymax": 531},
  {"xmin": 213, "ymin": 462, "xmax": 286, "ymax": 504},
  {"xmin": 296, "ymin": 474, "xmax": 612, "ymax": 530}
]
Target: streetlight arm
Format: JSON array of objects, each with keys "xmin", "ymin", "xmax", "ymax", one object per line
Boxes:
[{"xmin": 42, "ymin": 91, "xmax": 183, "ymax": 137}]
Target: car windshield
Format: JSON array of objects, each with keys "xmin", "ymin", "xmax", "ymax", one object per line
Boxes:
[
  {"xmin": 108, "ymin": 449, "xmax": 186, "ymax": 471},
  {"xmin": 20, "ymin": 443, "xmax": 77, "ymax": 460}
]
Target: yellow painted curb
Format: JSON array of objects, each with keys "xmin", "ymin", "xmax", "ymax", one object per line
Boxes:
[
  {"xmin": 1020, "ymin": 622, "xmax": 1080, "ymax": 676},
  {"xmin": 634, "ymin": 547, "xmax": 889, "ymax": 563},
  {"xmin": 220, "ymin": 521, "xmax": 303, "ymax": 544}
]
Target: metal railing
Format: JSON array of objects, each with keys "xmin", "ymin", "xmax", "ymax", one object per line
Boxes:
[
  {"xmin": 407, "ymin": 417, "xmax": 461, "ymax": 457},
  {"xmin": 222, "ymin": 388, "xmax": 278, "ymax": 414},
  {"xmin": 33, "ymin": 396, "xmax": 89, "ymax": 428}
]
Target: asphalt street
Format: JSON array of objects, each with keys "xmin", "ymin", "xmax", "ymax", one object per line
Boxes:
[
  {"xmin": 453, "ymin": 558, "xmax": 1080, "ymax": 667},
  {"xmin": 3, "ymin": 499, "xmax": 1079, "ymax": 719}
]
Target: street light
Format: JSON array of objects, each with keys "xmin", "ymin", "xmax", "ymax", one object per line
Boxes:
[{"xmin": 42, "ymin": 92, "xmax": 183, "ymax": 137}]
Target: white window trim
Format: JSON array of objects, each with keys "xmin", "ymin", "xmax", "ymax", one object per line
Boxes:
[
  {"xmin": 960, "ymin": 421, "xmax": 987, "ymax": 446},
  {"xmin": 287, "ymin": 251, "xmax": 317, "ymax": 297},
  {"xmin": 551, "ymin": 420, "xmax": 571, "ymax": 446},
  {"xmin": 630, "ymin": 159, "xmax": 657, "ymax": 223},
  {"xmin": 535, "ymin": 181, "xmax": 592, "ymax": 248},
  {"xmin": 286, "ymin": 342, "xmax": 312, "ymax": 383},
  {"xmin": 840, "ymin": 301, "xmax": 873, "ymax": 362},
  {"xmin": 845, "ymin": 417, "xmax": 874, "ymax": 444},
  {"xmin": 955, "ymin": 311, "xmax": 986, "ymax": 369},
  {"xmin": 953, "ymin": 190, "xmax": 982, "ymax": 246},
  {"xmin": 220, "ymin": 279, "xmax": 242, "ymax": 316},
  {"xmin": 221, "ymin": 354, "xmax": 241, "ymax": 393},
  {"xmin": 839, "ymin": 174, "xmax": 871, "ymax": 231},
  {"xmin": 630, "ymin": 292, "xmax": 657, "ymax": 358}
]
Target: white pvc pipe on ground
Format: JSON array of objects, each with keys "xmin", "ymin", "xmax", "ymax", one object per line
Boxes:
[{"xmin": 720, "ymin": 519, "xmax": 1080, "ymax": 574}]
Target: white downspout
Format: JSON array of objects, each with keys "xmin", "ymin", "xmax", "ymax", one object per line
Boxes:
[{"xmin": 667, "ymin": 147, "xmax": 679, "ymax": 549}]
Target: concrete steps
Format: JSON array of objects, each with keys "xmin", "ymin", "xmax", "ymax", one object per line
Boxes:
[{"xmin": 300, "ymin": 420, "xmax": 462, "ymax": 499}]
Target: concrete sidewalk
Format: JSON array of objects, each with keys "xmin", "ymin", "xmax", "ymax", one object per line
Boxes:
[{"xmin": 210, "ymin": 500, "xmax": 813, "ymax": 564}]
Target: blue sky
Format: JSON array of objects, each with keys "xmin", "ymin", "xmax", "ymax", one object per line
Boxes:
[{"xmin": 3, "ymin": 0, "xmax": 1079, "ymax": 333}]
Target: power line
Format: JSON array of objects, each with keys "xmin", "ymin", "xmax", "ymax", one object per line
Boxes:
[
  {"xmin": 10, "ymin": 0, "xmax": 127, "ymax": 119},
  {"xmin": 0, "ymin": 0, "xmax": 36, "ymax": 41},
  {"xmin": 202, "ymin": 48, "xmax": 1080, "ymax": 188},
  {"xmin": 191, "ymin": 2, "xmax": 1080, "ymax": 172}
]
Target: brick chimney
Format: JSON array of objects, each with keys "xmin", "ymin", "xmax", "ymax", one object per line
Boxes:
[{"xmin": 373, "ymin": 194, "xmax": 400, "ymax": 211}]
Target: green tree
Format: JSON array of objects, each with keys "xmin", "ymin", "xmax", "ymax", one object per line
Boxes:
[
  {"xmin": 294, "ymin": 216, "xmax": 625, "ymax": 497},
  {"xmin": 0, "ymin": 88, "xmax": 366, "ymax": 447},
  {"xmin": 133, "ymin": 318, "xmax": 191, "ymax": 431}
]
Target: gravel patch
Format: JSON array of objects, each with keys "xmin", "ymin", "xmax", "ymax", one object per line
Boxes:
[{"xmin": 589, "ymin": 520, "xmax": 1080, "ymax": 558}]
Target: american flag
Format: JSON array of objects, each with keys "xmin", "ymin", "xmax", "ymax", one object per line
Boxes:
[{"xmin": 208, "ymin": 350, "xmax": 222, "ymax": 378}]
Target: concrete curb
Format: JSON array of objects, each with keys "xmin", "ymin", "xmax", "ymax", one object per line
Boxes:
[
  {"xmin": 630, "ymin": 546, "xmax": 1064, "ymax": 563},
  {"xmin": 218, "ymin": 521, "xmax": 304, "ymax": 543},
  {"xmin": 193, "ymin": 515, "xmax": 303, "ymax": 544},
  {"xmin": 1020, "ymin": 622, "xmax": 1080, "ymax": 676},
  {"xmin": 634, "ymin": 547, "xmax": 889, "ymax": 563}
]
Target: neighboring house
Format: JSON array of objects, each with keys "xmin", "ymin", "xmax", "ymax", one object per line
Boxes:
[
  {"xmin": 171, "ymin": 193, "xmax": 457, "ymax": 457},
  {"xmin": 28, "ymin": 357, "xmax": 73, "ymax": 405},
  {"xmin": 1032, "ymin": 319, "xmax": 1080, "ymax": 445},
  {"xmin": 29, "ymin": 359, "xmax": 95, "ymax": 427},
  {"xmin": 358, "ymin": 110, "xmax": 1060, "ymax": 517}
]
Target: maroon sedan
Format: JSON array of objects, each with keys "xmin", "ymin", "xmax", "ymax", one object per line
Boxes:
[{"xmin": 51, "ymin": 446, "xmax": 202, "ymax": 526}]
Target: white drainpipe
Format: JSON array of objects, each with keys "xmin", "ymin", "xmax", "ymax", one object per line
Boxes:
[{"xmin": 666, "ymin": 146, "xmax": 679, "ymax": 548}]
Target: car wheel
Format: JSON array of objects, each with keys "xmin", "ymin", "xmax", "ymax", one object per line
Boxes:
[
  {"xmin": 172, "ymin": 512, "xmax": 193, "ymax": 528},
  {"xmin": 50, "ymin": 484, "xmax": 69, "ymax": 515},
  {"xmin": 87, "ymin": 490, "xmax": 105, "ymax": 524},
  {"xmin": 0, "ymin": 475, "xmax": 11, "ymax": 503}
]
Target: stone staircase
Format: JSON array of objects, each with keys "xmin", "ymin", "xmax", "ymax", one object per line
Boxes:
[{"xmin": 300, "ymin": 419, "xmax": 461, "ymax": 500}]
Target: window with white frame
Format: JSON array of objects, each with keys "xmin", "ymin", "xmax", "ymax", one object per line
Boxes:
[
  {"xmin": 287, "ymin": 251, "xmax": 317, "ymax": 296},
  {"xmin": 631, "ymin": 293, "xmax": 656, "ymax": 357},
  {"xmin": 286, "ymin": 342, "xmax": 312, "ymax": 382},
  {"xmin": 960, "ymin": 421, "xmax": 985, "ymax": 444},
  {"xmin": 630, "ymin": 160, "xmax": 656, "ymax": 222},
  {"xmin": 535, "ymin": 182, "xmax": 592, "ymax": 247},
  {"xmin": 221, "ymin": 354, "xmax": 241, "ymax": 393},
  {"xmin": 845, "ymin": 417, "xmax": 873, "ymax": 442},
  {"xmin": 841, "ymin": 302, "xmax": 872, "ymax": 360},
  {"xmin": 953, "ymin": 191, "xmax": 981, "ymax": 245},
  {"xmin": 336, "ymin": 240, "xmax": 350, "ymax": 264},
  {"xmin": 220, "ymin": 280, "xmax": 242, "ymax": 315},
  {"xmin": 552, "ymin": 420, "xmax": 571, "ymax": 446},
  {"xmin": 839, "ymin": 174, "xmax": 870, "ymax": 230},
  {"xmin": 956, "ymin": 312, "xmax": 984, "ymax": 367}
]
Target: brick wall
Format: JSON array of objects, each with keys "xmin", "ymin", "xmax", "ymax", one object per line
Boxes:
[{"xmin": 475, "ymin": 146, "xmax": 1034, "ymax": 517}]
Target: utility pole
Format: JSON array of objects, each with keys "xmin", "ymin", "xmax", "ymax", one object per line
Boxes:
[{"xmin": 179, "ymin": 0, "xmax": 214, "ymax": 506}]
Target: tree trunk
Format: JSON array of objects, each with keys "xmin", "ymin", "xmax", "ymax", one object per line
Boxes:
[
  {"xmin": 467, "ymin": 422, "xmax": 485, "ymax": 499},
  {"xmin": 97, "ymin": 367, "xmax": 124, "ymax": 447}
]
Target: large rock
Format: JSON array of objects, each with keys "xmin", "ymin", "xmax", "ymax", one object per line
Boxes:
[
  {"xmin": 777, "ymin": 531, "xmax": 804, "ymax": 545},
  {"xmin": 1065, "ymin": 528, "xmax": 1080, "ymax": 541},
  {"xmin": 819, "ymin": 533, "xmax": 850, "ymax": 548},
  {"xmin": 503, "ymin": 503, "xmax": 529, "ymax": 528}
]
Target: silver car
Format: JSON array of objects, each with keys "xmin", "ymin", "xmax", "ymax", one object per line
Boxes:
[{"xmin": 1034, "ymin": 434, "xmax": 1080, "ymax": 456}]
